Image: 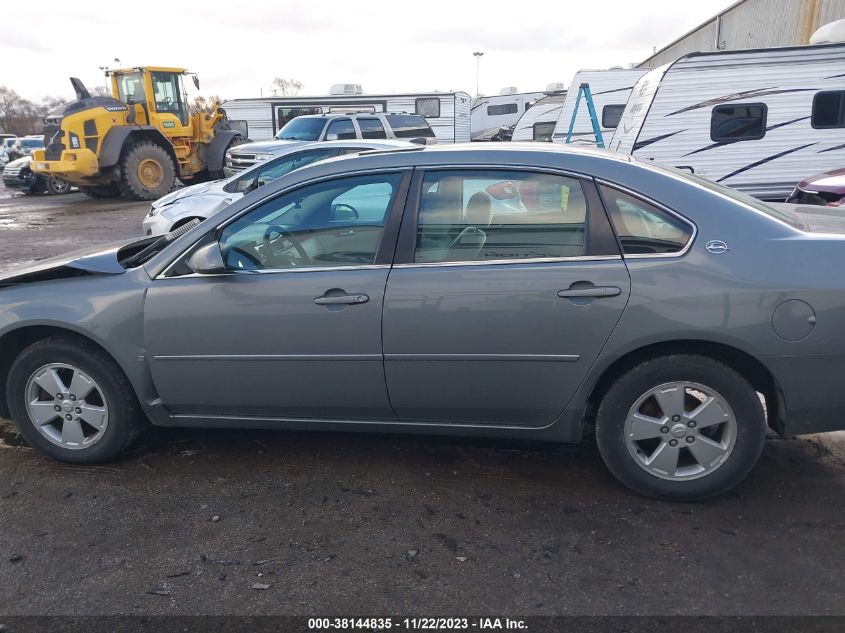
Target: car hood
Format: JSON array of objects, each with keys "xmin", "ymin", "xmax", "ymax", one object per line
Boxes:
[
  {"xmin": 231, "ymin": 139, "xmax": 305, "ymax": 154},
  {"xmin": 152, "ymin": 179, "xmax": 228, "ymax": 208},
  {"xmin": 797, "ymin": 168, "xmax": 845, "ymax": 195},
  {"xmin": 0, "ymin": 236, "xmax": 154, "ymax": 285},
  {"xmin": 5, "ymin": 156, "xmax": 31, "ymax": 169}
]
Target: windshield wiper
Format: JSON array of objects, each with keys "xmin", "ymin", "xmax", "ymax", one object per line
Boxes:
[{"xmin": 123, "ymin": 218, "xmax": 203, "ymax": 268}]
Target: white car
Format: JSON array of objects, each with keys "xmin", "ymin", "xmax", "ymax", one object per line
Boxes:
[{"xmin": 142, "ymin": 139, "xmax": 414, "ymax": 236}]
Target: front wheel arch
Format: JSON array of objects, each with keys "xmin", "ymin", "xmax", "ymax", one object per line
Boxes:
[{"xmin": 0, "ymin": 325, "xmax": 142, "ymax": 419}]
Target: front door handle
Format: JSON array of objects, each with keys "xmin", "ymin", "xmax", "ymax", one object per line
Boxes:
[
  {"xmin": 314, "ymin": 293, "xmax": 369, "ymax": 305},
  {"xmin": 557, "ymin": 286, "xmax": 622, "ymax": 298}
]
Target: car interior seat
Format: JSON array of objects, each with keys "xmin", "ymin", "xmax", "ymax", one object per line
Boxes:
[{"xmin": 447, "ymin": 191, "xmax": 493, "ymax": 260}]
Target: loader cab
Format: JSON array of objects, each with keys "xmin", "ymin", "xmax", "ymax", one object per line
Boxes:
[{"xmin": 112, "ymin": 67, "xmax": 191, "ymax": 135}]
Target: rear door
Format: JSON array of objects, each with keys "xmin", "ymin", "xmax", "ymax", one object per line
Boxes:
[{"xmin": 382, "ymin": 168, "xmax": 630, "ymax": 427}]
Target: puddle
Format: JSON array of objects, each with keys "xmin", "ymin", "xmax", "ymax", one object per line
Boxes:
[{"xmin": 0, "ymin": 217, "xmax": 22, "ymax": 230}]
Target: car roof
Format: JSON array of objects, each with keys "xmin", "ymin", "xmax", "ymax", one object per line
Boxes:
[{"xmin": 229, "ymin": 139, "xmax": 417, "ymax": 178}]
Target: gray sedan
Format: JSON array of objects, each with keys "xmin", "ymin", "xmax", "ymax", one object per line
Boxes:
[{"xmin": 1, "ymin": 143, "xmax": 842, "ymax": 500}]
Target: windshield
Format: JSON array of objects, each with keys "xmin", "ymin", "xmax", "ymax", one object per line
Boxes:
[{"xmin": 276, "ymin": 117, "xmax": 327, "ymax": 141}]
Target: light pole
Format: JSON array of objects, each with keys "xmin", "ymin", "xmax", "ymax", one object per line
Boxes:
[{"xmin": 473, "ymin": 51, "xmax": 484, "ymax": 97}]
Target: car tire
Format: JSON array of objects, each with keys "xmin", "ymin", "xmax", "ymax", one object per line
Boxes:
[
  {"xmin": 7, "ymin": 336, "xmax": 148, "ymax": 463},
  {"xmin": 595, "ymin": 354, "xmax": 766, "ymax": 501},
  {"xmin": 80, "ymin": 185, "xmax": 121, "ymax": 199},
  {"xmin": 119, "ymin": 142, "xmax": 175, "ymax": 201},
  {"xmin": 45, "ymin": 176, "xmax": 70, "ymax": 195}
]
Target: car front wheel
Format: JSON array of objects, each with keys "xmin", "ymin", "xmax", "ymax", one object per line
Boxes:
[
  {"xmin": 7, "ymin": 336, "xmax": 147, "ymax": 463},
  {"xmin": 595, "ymin": 354, "xmax": 766, "ymax": 501}
]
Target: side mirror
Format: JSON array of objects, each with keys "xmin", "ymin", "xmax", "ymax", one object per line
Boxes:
[
  {"xmin": 325, "ymin": 133, "xmax": 339, "ymax": 141},
  {"xmin": 187, "ymin": 242, "xmax": 226, "ymax": 274},
  {"xmin": 192, "ymin": 75, "xmax": 200, "ymax": 90}
]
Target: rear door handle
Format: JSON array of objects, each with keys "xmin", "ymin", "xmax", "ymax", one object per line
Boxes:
[
  {"xmin": 557, "ymin": 286, "xmax": 622, "ymax": 298},
  {"xmin": 314, "ymin": 293, "xmax": 369, "ymax": 305}
]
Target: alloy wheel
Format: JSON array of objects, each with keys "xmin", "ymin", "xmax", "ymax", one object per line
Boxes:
[
  {"xmin": 25, "ymin": 363, "xmax": 109, "ymax": 450},
  {"xmin": 623, "ymin": 381, "xmax": 737, "ymax": 481}
]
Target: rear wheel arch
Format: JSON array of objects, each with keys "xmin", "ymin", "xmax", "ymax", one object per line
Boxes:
[{"xmin": 585, "ymin": 340, "xmax": 784, "ymax": 435}]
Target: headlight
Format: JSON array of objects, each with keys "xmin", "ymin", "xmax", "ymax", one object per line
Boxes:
[{"xmin": 253, "ymin": 153, "xmax": 272, "ymax": 162}]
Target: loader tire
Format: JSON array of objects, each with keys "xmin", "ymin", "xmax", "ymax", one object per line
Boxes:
[
  {"xmin": 119, "ymin": 142, "xmax": 175, "ymax": 201},
  {"xmin": 80, "ymin": 185, "xmax": 121, "ymax": 199}
]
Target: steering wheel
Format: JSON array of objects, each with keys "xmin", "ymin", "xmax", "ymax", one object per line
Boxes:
[{"xmin": 262, "ymin": 225, "xmax": 311, "ymax": 263}]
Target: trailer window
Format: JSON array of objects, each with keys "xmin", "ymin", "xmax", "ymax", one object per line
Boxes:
[
  {"xmin": 533, "ymin": 122, "xmax": 556, "ymax": 142},
  {"xmin": 812, "ymin": 91, "xmax": 845, "ymax": 129},
  {"xmin": 487, "ymin": 103, "xmax": 518, "ymax": 116},
  {"xmin": 602, "ymin": 105, "xmax": 626, "ymax": 129},
  {"xmin": 415, "ymin": 97, "xmax": 441, "ymax": 118},
  {"xmin": 277, "ymin": 107, "xmax": 323, "ymax": 129},
  {"xmin": 710, "ymin": 103, "xmax": 767, "ymax": 142},
  {"xmin": 357, "ymin": 118, "xmax": 387, "ymax": 139}
]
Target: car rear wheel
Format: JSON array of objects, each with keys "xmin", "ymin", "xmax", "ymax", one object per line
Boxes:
[
  {"xmin": 595, "ymin": 354, "xmax": 766, "ymax": 501},
  {"xmin": 7, "ymin": 337, "xmax": 147, "ymax": 463}
]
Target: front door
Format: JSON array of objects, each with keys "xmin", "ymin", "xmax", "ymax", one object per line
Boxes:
[
  {"xmin": 144, "ymin": 171, "xmax": 409, "ymax": 421},
  {"xmin": 383, "ymin": 169, "xmax": 630, "ymax": 427}
]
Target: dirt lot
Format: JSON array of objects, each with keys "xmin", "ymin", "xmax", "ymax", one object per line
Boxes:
[{"xmin": 1, "ymin": 184, "xmax": 845, "ymax": 617}]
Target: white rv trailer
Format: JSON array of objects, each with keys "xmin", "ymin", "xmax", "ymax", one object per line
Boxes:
[
  {"xmin": 511, "ymin": 92, "xmax": 568, "ymax": 142},
  {"xmin": 222, "ymin": 91, "xmax": 472, "ymax": 143},
  {"xmin": 609, "ymin": 43, "xmax": 845, "ymax": 200},
  {"xmin": 551, "ymin": 69, "xmax": 647, "ymax": 146},
  {"xmin": 471, "ymin": 88, "xmax": 546, "ymax": 140}
]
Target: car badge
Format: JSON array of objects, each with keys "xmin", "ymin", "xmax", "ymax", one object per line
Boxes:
[{"xmin": 705, "ymin": 240, "xmax": 729, "ymax": 254}]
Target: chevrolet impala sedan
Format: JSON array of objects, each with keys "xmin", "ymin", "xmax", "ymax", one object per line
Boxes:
[{"xmin": 1, "ymin": 144, "xmax": 843, "ymax": 500}]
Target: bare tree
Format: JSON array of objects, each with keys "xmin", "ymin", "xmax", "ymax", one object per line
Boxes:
[
  {"xmin": 90, "ymin": 85, "xmax": 111, "ymax": 98},
  {"xmin": 190, "ymin": 95, "xmax": 224, "ymax": 114},
  {"xmin": 272, "ymin": 78, "xmax": 303, "ymax": 96},
  {"xmin": 0, "ymin": 87, "xmax": 41, "ymax": 135},
  {"xmin": 41, "ymin": 95, "xmax": 68, "ymax": 114}
]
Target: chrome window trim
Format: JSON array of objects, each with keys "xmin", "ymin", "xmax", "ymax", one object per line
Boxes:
[
  {"xmin": 168, "ymin": 264, "xmax": 391, "ymax": 281},
  {"xmin": 393, "ymin": 255, "xmax": 622, "ymax": 269},
  {"xmin": 594, "ymin": 178, "xmax": 698, "ymax": 260},
  {"xmin": 155, "ymin": 167, "xmax": 411, "ymax": 279}
]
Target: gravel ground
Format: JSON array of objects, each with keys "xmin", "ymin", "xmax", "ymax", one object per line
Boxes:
[{"xmin": 1, "ymin": 183, "xmax": 844, "ymax": 617}]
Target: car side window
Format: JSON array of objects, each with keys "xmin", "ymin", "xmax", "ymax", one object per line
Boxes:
[
  {"xmin": 326, "ymin": 118, "xmax": 356, "ymax": 140},
  {"xmin": 219, "ymin": 173, "xmax": 403, "ymax": 271},
  {"xmin": 414, "ymin": 170, "xmax": 588, "ymax": 263},
  {"xmin": 599, "ymin": 185, "xmax": 692, "ymax": 255},
  {"xmin": 357, "ymin": 118, "xmax": 387, "ymax": 139}
]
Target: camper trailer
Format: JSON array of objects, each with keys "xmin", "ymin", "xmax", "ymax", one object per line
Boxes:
[
  {"xmin": 222, "ymin": 91, "xmax": 472, "ymax": 144},
  {"xmin": 551, "ymin": 69, "xmax": 647, "ymax": 146},
  {"xmin": 609, "ymin": 43, "xmax": 845, "ymax": 200},
  {"xmin": 470, "ymin": 88, "xmax": 546, "ymax": 140},
  {"xmin": 511, "ymin": 91, "xmax": 568, "ymax": 142}
]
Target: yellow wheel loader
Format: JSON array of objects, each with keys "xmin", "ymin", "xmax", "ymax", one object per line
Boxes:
[{"xmin": 31, "ymin": 67, "xmax": 245, "ymax": 201}]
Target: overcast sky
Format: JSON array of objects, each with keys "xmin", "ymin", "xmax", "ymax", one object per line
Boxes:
[{"xmin": 3, "ymin": 0, "xmax": 733, "ymax": 102}]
